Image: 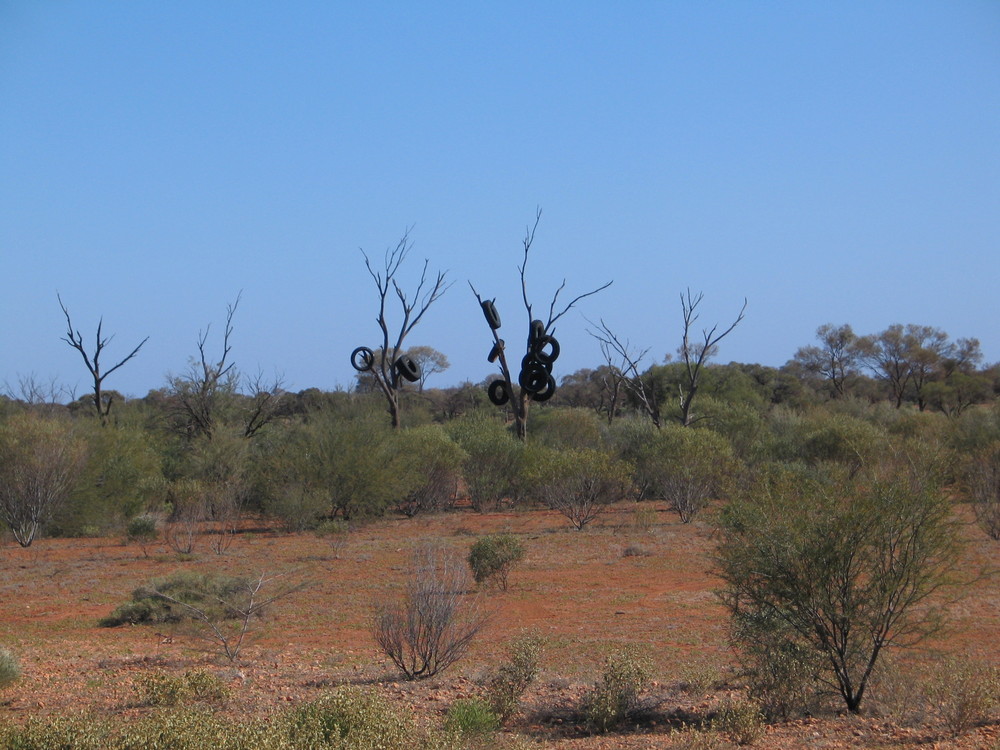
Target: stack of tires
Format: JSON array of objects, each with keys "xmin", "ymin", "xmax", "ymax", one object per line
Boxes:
[
  {"xmin": 482, "ymin": 299, "xmax": 559, "ymax": 406},
  {"xmin": 350, "ymin": 346, "xmax": 421, "ymax": 384}
]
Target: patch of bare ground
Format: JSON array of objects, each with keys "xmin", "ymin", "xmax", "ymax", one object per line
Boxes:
[{"xmin": 0, "ymin": 500, "xmax": 998, "ymax": 748}]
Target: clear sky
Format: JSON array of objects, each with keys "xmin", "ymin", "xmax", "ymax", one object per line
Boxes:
[{"xmin": 2, "ymin": 2, "xmax": 998, "ymax": 399}]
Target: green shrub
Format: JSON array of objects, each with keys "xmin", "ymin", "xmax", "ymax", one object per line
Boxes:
[
  {"xmin": 714, "ymin": 698, "xmax": 765, "ymax": 745},
  {"xmin": 468, "ymin": 533, "xmax": 525, "ymax": 590},
  {"xmin": 0, "ymin": 647, "xmax": 20, "ymax": 689},
  {"xmin": 581, "ymin": 645, "xmax": 651, "ymax": 732},
  {"xmin": 485, "ymin": 632, "xmax": 544, "ymax": 723},
  {"xmin": 99, "ymin": 571, "xmax": 252, "ymax": 627},
  {"xmin": 287, "ymin": 686, "xmax": 412, "ymax": 748},
  {"xmin": 927, "ymin": 656, "xmax": 1000, "ymax": 735},
  {"xmin": 135, "ymin": 669, "xmax": 229, "ymax": 706},
  {"xmin": 444, "ymin": 697, "xmax": 499, "ymax": 736}
]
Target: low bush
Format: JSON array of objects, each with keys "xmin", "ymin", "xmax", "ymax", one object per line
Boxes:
[
  {"xmin": 485, "ymin": 632, "xmax": 545, "ymax": 723},
  {"xmin": 136, "ymin": 669, "xmax": 230, "ymax": 706},
  {"xmin": 0, "ymin": 647, "xmax": 20, "ymax": 690},
  {"xmin": 581, "ymin": 645, "xmax": 651, "ymax": 732},
  {"xmin": 926, "ymin": 655, "xmax": 1000, "ymax": 735},
  {"xmin": 468, "ymin": 533, "xmax": 525, "ymax": 590},
  {"xmin": 126, "ymin": 513, "xmax": 159, "ymax": 557},
  {"xmin": 287, "ymin": 686, "xmax": 412, "ymax": 747},
  {"xmin": 444, "ymin": 697, "xmax": 499, "ymax": 736},
  {"xmin": 99, "ymin": 571, "xmax": 252, "ymax": 627},
  {"xmin": 714, "ymin": 698, "xmax": 765, "ymax": 746}
]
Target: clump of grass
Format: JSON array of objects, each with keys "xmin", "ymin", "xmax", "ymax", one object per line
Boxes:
[
  {"xmin": 714, "ymin": 697, "xmax": 765, "ymax": 745},
  {"xmin": 445, "ymin": 697, "xmax": 499, "ymax": 737},
  {"xmin": 0, "ymin": 647, "xmax": 20, "ymax": 689},
  {"xmin": 136, "ymin": 669, "xmax": 230, "ymax": 706}
]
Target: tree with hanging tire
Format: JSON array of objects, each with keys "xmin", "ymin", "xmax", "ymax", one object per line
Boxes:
[
  {"xmin": 471, "ymin": 209, "xmax": 611, "ymax": 441},
  {"xmin": 353, "ymin": 230, "xmax": 451, "ymax": 429}
]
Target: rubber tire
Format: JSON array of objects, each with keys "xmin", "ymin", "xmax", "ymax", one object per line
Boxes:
[
  {"xmin": 395, "ymin": 355, "xmax": 421, "ymax": 383},
  {"xmin": 350, "ymin": 346, "xmax": 375, "ymax": 372},
  {"xmin": 519, "ymin": 364, "xmax": 549, "ymax": 394},
  {"xmin": 482, "ymin": 300, "xmax": 502, "ymax": 330},
  {"xmin": 487, "ymin": 339, "xmax": 504, "ymax": 363},
  {"xmin": 531, "ymin": 374, "xmax": 557, "ymax": 402},
  {"xmin": 533, "ymin": 335, "xmax": 560, "ymax": 365},
  {"xmin": 522, "ymin": 353, "xmax": 552, "ymax": 374},
  {"xmin": 528, "ymin": 319, "xmax": 545, "ymax": 346},
  {"xmin": 487, "ymin": 379, "xmax": 510, "ymax": 406}
]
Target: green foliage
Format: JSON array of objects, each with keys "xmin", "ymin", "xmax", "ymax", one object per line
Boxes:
[
  {"xmin": 135, "ymin": 669, "xmax": 229, "ymax": 706},
  {"xmin": 58, "ymin": 421, "xmax": 163, "ymax": 537},
  {"xmin": 0, "ymin": 647, "xmax": 20, "ymax": 690},
  {"xmin": 713, "ymin": 698, "xmax": 766, "ymax": 745},
  {"xmin": 525, "ymin": 447, "xmax": 633, "ymax": 530},
  {"xmin": 967, "ymin": 441, "xmax": 1000, "ymax": 540},
  {"xmin": 581, "ymin": 645, "xmax": 651, "ymax": 732},
  {"xmin": 99, "ymin": 571, "xmax": 253, "ymax": 627},
  {"xmin": 444, "ymin": 698, "xmax": 499, "ymax": 737},
  {"xmin": 530, "ymin": 407, "xmax": 605, "ymax": 450},
  {"xmin": 393, "ymin": 425, "xmax": 466, "ymax": 516},
  {"xmin": 926, "ymin": 656, "xmax": 1000, "ymax": 735},
  {"xmin": 447, "ymin": 415, "xmax": 523, "ymax": 512},
  {"xmin": 0, "ymin": 411, "xmax": 87, "ymax": 546},
  {"xmin": 717, "ymin": 461, "xmax": 963, "ymax": 714},
  {"xmin": 287, "ymin": 686, "xmax": 413, "ymax": 748},
  {"xmin": 468, "ymin": 533, "xmax": 525, "ymax": 590},
  {"xmin": 485, "ymin": 632, "xmax": 544, "ymax": 724}
]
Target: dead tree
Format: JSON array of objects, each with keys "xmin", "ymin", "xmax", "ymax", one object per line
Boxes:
[
  {"xmin": 471, "ymin": 209, "xmax": 611, "ymax": 441},
  {"xmin": 169, "ymin": 294, "xmax": 283, "ymax": 440},
  {"xmin": 677, "ymin": 289, "xmax": 746, "ymax": 426},
  {"xmin": 589, "ymin": 320, "xmax": 661, "ymax": 427},
  {"xmin": 58, "ymin": 294, "xmax": 148, "ymax": 424},
  {"xmin": 355, "ymin": 231, "xmax": 450, "ymax": 429}
]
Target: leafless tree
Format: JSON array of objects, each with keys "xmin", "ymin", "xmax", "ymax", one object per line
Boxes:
[
  {"xmin": 2, "ymin": 373, "xmax": 74, "ymax": 406},
  {"xmin": 677, "ymin": 289, "xmax": 746, "ymax": 426},
  {"xmin": 168, "ymin": 294, "xmax": 283, "ymax": 439},
  {"xmin": 357, "ymin": 231, "xmax": 450, "ymax": 428},
  {"xmin": 372, "ymin": 548, "xmax": 490, "ymax": 680},
  {"xmin": 57, "ymin": 294, "xmax": 148, "ymax": 424},
  {"xmin": 589, "ymin": 320, "xmax": 660, "ymax": 428},
  {"xmin": 471, "ymin": 209, "xmax": 611, "ymax": 441}
]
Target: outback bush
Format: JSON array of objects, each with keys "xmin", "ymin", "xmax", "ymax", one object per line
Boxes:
[
  {"xmin": 100, "ymin": 571, "xmax": 252, "ymax": 627},
  {"xmin": 713, "ymin": 698, "xmax": 766, "ymax": 746},
  {"xmin": 0, "ymin": 411, "xmax": 87, "ymax": 546},
  {"xmin": 530, "ymin": 407, "xmax": 605, "ymax": 450},
  {"xmin": 287, "ymin": 686, "xmax": 413, "ymax": 748},
  {"xmin": 0, "ymin": 647, "xmax": 20, "ymax": 690},
  {"xmin": 485, "ymin": 632, "xmax": 544, "ymax": 724},
  {"xmin": 717, "ymin": 461, "xmax": 964, "ymax": 714},
  {"xmin": 135, "ymin": 669, "xmax": 229, "ymax": 706},
  {"xmin": 526, "ymin": 447, "xmax": 633, "ymax": 530},
  {"xmin": 394, "ymin": 425, "xmax": 466, "ymax": 517},
  {"xmin": 468, "ymin": 533, "xmax": 525, "ymax": 590},
  {"xmin": 581, "ymin": 645, "xmax": 652, "ymax": 732},
  {"xmin": 926, "ymin": 655, "xmax": 1000, "ymax": 735},
  {"xmin": 373, "ymin": 548, "xmax": 490, "ymax": 680},
  {"xmin": 967, "ymin": 442, "xmax": 1000, "ymax": 540},
  {"xmin": 447, "ymin": 415, "xmax": 523, "ymax": 512},
  {"xmin": 444, "ymin": 697, "xmax": 499, "ymax": 737},
  {"xmin": 126, "ymin": 513, "xmax": 159, "ymax": 557},
  {"xmin": 642, "ymin": 424, "xmax": 738, "ymax": 523}
]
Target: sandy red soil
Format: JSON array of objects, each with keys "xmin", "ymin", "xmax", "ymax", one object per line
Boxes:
[{"xmin": 0, "ymin": 501, "xmax": 998, "ymax": 748}]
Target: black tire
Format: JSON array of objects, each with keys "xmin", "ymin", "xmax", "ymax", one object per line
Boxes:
[
  {"xmin": 487, "ymin": 339, "xmax": 505, "ymax": 363},
  {"xmin": 487, "ymin": 379, "xmax": 509, "ymax": 406},
  {"xmin": 482, "ymin": 300, "xmax": 502, "ymax": 330},
  {"xmin": 533, "ymin": 335, "xmax": 560, "ymax": 365},
  {"xmin": 522, "ymin": 352, "xmax": 552, "ymax": 374},
  {"xmin": 519, "ymin": 364, "xmax": 549, "ymax": 394},
  {"xmin": 350, "ymin": 346, "xmax": 375, "ymax": 372},
  {"xmin": 528, "ymin": 319, "xmax": 545, "ymax": 346},
  {"xmin": 531, "ymin": 374, "xmax": 557, "ymax": 402},
  {"xmin": 395, "ymin": 355, "xmax": 421, "ymax": 383}
]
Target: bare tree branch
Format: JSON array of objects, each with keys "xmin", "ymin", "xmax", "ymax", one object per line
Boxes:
[{"xmin": 57, "ymin": 294, "xmax": 148, "ymax": 423}]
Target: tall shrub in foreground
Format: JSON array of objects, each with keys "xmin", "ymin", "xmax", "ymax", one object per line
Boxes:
[{"xmin": 717, "ymin": 462, "xmax": 963, "ymax": 714}]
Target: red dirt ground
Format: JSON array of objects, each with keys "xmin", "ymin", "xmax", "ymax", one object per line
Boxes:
[{"xmin": 0, "ymin": 501, "xmax": 998, "ymax": 748}]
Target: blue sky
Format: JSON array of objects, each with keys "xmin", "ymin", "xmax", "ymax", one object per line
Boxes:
[{"xmin": 2, "ymin": 2, "xmax": 998, "ymax": 399}]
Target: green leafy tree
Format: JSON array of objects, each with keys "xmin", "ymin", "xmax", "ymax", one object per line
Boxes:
[
  {"xmin": 717, "ymin": 461, "xmax": 964, "ymax": 713},
  {"xmin": 0, "ymin": 412, "xmax": 87, "ymax": 546},
  {"xmin": 448, "ymin": 414, "xmax": 524, "ymax": 512},
  {"xmin": 526, "ymin": 447, "xmax": 632, "ymax": 530}
]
